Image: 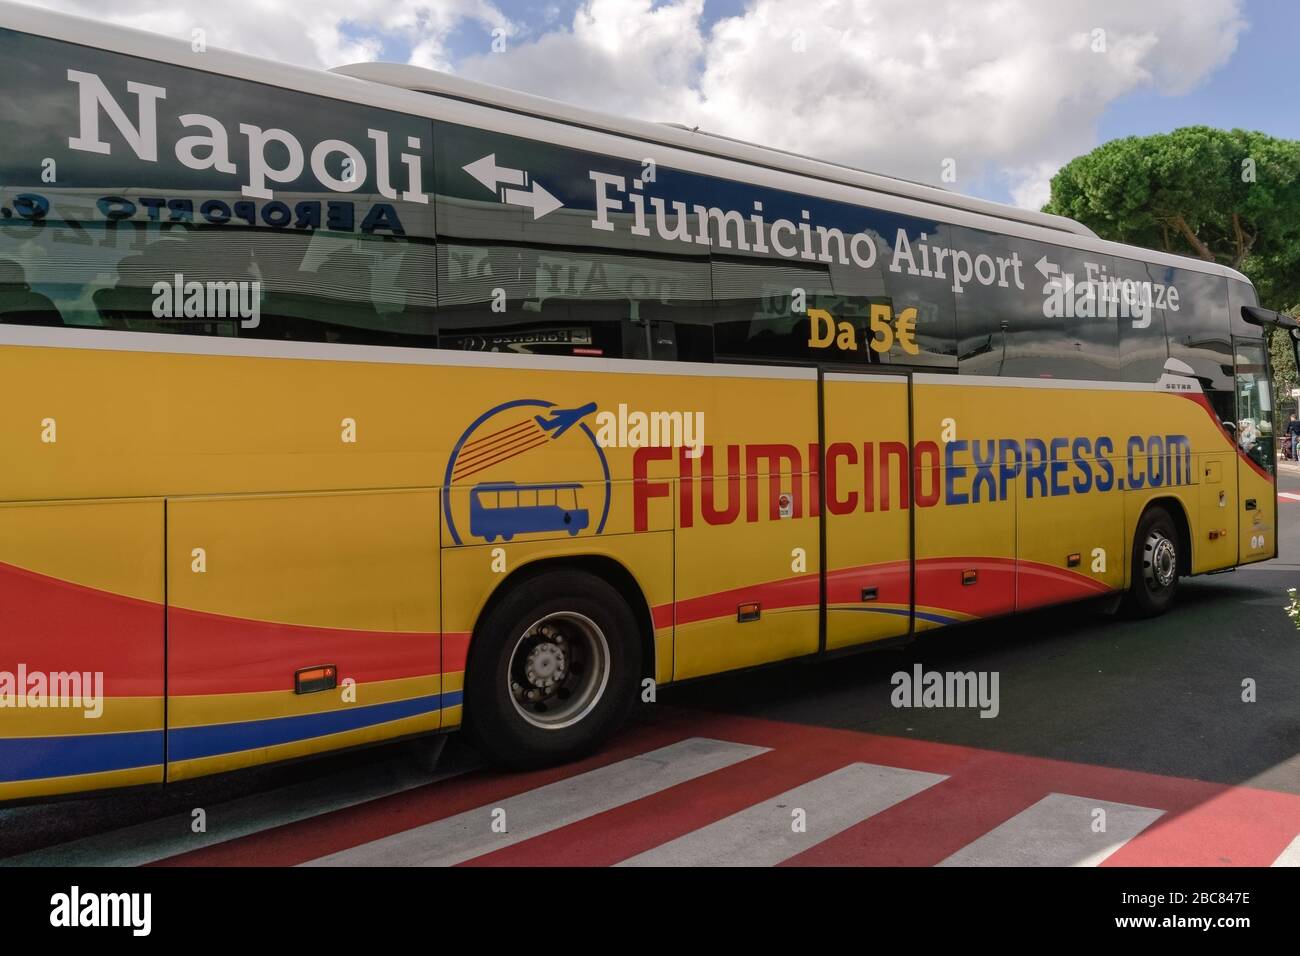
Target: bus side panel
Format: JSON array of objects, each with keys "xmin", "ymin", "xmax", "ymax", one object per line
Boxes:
[
  {"xmin": 1117, "ymin": 391, "xmax": 1246, "ymax": 579},
  {"xmin": 1018, "ymin": 481, "xmax": 1124, "ymax": 607},
  {"xmin": 165, "ymin": 490, "xmax": 442, "ymax": 782},
  {"xmin": 911, "ymin": 380, "xmax": 1016, "ymax": 628},
  {"xmin": 1195, "ymin": 453, "xmax": 1238, "ymax": 573},
  {"xmin": 671, "ymin": 381, "xmax": 820, "ymax": 680},
  {"xmin": 1238, "ymin": 453, "xmax": 1276, "ymax": 566},
  {"xmin": 0, "ymin": 499, "xmax": 165, "ymax": 801},
  {"xmin": 673, "ymin": 465, "xmax": 820, "ymax": 678},
  {"xmin": 1014, "ymin": 387, "xmax": 1125, "ymax": 607},
  {"xmin": 439, "ymin": 527, "xmax": 676, "ymax": 729},
  {"xmin": 822, "ymin": 373, "xmax": 911, "ymax": 650}
]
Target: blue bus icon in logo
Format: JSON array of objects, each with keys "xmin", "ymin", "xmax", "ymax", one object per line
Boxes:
[{"xmin": 469, "ymin": 482, "xmax": 591, "ymax": 542}]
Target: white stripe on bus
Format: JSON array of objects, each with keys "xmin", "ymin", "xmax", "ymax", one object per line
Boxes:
[
  {"xmin": 1, "ymin": 327, "xmax": 1187, "ymax": 395},
  {"xmin": 0, "ymin": 324, "xmax": 817, "ymax": 380}
]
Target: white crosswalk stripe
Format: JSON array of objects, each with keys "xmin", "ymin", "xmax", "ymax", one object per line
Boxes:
[
  {"xmin": 937, "ymin": 793, "xmax": 1163, "ymax": 867},
  {"xmin": 619, "ymin": 762, "xmax": 947, "ymax": 867},
  {"xmin": 304, "ymin": 737, "xmax": 768, "ymax": 867},
  {"xmin": 1271, "ymin": 834, "xmax": 1300, "ymax": 866}
]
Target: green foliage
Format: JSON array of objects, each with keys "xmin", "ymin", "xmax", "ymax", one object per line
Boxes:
[
  {"xmin": 1043, "ymin": 127, "xmax": 1300, "ymax": 311},
  {"xmin": 1269, "ymin": 323, "xmax": 1297, "ymax": 400}
]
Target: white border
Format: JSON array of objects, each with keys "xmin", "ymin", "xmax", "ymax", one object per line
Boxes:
[
  {"xmin": 0, "ymin": 324, "xmax": 817, "ymax": 380},
  {"xmin": 913, "ymin": 371, "xmax": 1154, "ymax": 391},
  {"xmin": 823, "ymin": 371, "xmax": 907, "ymax": 383}
]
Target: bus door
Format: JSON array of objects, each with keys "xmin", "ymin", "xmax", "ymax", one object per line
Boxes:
[
  {"xmin": 910, "ymin": 375, "xmax": 1017, "ymax": 627},
  {"xmin": 821, "ymin": 371, "xmax": 913, "ymax": 649},
  {"xmin": 1233, "ymin": 339, "xmax": 1275, "ymax": 562}
]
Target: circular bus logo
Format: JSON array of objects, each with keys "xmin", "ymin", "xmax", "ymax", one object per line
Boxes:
[{"xmin": 442, "ymin": 398, "xmax": 611, "ymax": 546}]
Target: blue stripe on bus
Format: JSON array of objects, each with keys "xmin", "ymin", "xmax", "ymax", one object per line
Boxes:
[
  {"xmin": 0, "ymin": 730, "xmax": 163, "ymax": 782},
  {"xmin": 166, "ymin": 692, "xmax": 460, "ymax": 762},
  {"xmin": 834, "ymin": 606, "xmax": 965, "ymax": 626}
]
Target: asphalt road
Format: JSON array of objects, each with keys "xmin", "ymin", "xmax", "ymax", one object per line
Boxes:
[{"xmin": 3, "ymin": 469, "xmax": 1299, "ymax": 861}]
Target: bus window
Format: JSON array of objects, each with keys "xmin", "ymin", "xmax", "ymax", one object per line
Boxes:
[
  {"xmin": 1227, "ymin": 278, "xmax": 1262, "ymax": 339},
  {"xmin": 709, "ymin": 182, "xmax": 955, "ymax": 369},
  {"xmin": 435, "ymin": 241, "xmax": 711, "ymax": 360},
  {"xmin": 876, "ymin": 220, "xmax": 957, "ymax": 369},
  {"xmin": 1114, "ymin": 255, "xmax": 1172, "ymax": 384},
  {"xmin": 432, "ymin": 120, "xmax": 712, "ymax": 362},
  {"xmin": 1164, "ymin": 268, "xmax": 1235, "ymax": 427},
  {"xmin": 954, "ymin": 227, "xmax": 1119, "ymax": 381},
  {"xmin": 0, "ymin": 257, "xmax": 63, "ymax": 326},
  {"xmin": 710, "ymin": 256, "xmax": 839, "ymax": 363},
  {"xmin": 1234, "ymin": 339, "xmax": 1274, "ymax": 473},
  {"xmin": 0, "ymin": 29, "xmax": 437, "ymax": 345}
]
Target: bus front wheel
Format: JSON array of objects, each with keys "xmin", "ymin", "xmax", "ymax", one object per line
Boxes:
[
  {"xmin": 1124, "ymin": 506, "xmax": 1180, "ymax": 617},
  {"xmin": 464, "ymin": 569, "xmax": 641, "ymax": 769}
]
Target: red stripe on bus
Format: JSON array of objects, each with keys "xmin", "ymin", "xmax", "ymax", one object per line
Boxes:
[
  {"xmin": 168, "ymin": 607, "xmax": 440, "ymax": 696},
  {"xmin": 0, "ymin": 561, "xmax": 164, "ymax": 696},
  {"xmin": 1013, "ymin": 561, "xmax": 1113, "ymax": 609},
  {"xmin": 1179, "ymin": 391, "xmax": 1274, "ymax": 484},
  {"xmin": 460, "ymin": 419, "xmax": 535, "ymax": 454},
  {"xmin": 453, "ymin": 435, "xmax": 553, "ymax": 481},
  {"xmin": 443, "ymin": 632, "xmax": 470, "ymax": 673},
  {"xmin": 650, "ymin": 557, "xmax": 1109, "ymax": 631},
  {"xmin": 454, "ymin": 422, "xmax": 541, "ymax": 470},
  {"xmin": 669, "ymin": 572, "xmax": 821, "ymax": 627}
]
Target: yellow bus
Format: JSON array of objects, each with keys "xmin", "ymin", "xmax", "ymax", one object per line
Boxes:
[{"xmin": 1, "ymin": 2, "xmax": 1295, "ymax": 802}]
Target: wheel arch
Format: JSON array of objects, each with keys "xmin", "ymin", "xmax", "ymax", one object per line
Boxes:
[
  {"xmin": 1135, "ymin": 495, "xmax": 1193, "ymax": 579},
  {"xmin": 465, "ymin": 553, "xmax": 658, "ymax": 688}
]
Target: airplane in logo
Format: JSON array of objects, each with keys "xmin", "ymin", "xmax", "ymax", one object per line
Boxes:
[{"xmin": 535, "ymin": 402, "xmax": 597, "ymax": 439}]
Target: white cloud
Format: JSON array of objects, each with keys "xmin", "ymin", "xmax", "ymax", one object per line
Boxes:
[
  {"xmin": 29, "ymin": 0, "xmax": 1246, "ymax": 209},
  {"xmin": 463, "ymin": 0, "xmax": 1246, "ymax": 208},
  {"xmin": 459, "ymin": 0, "xmax": 707, "ymax": 121},
  {"xmin": 27, "ymin": 0, "xmax": 510, "ymax": 72},
  {"xmin": 1005, "ymin": 162, "xmax": 1060, "ymax": 212}
]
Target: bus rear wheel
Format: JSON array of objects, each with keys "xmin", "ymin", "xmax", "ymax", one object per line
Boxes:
[
  {"xmin": 465, "ymin": 569, "xmax": 641, "ymax": 769},
  {"xmin": 1124, "ymin": 506, "xmax": 1180, "ymax": 617}
]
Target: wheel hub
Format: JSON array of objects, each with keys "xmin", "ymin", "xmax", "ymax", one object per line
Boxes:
[
  {"xmin": 507, "ymin": 612, "xmax": 610, "ymax": 730},
  {"xmin": 1144, "ymin": 532, "xmax": 1177, "ymax": 588},
  {"xmin": 524, "ymin": 640, "xmax": 567, "ymax": 688}
]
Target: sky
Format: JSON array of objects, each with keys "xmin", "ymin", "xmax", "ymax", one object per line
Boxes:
[{"xmin": 26, "ymin": 0, "xmax": 1294, "ymax": 210}]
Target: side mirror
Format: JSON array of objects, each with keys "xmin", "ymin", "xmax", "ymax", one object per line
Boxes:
[{"xmin": 1242, "ymin": 305, "xmax": 1300, "ymax": 376}]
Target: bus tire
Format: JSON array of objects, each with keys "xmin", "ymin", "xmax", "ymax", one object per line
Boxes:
[
  {"xmin": 1124, "ymin": 506, "xmax": 1180, "ymax": 617},
  {"xmin": 464, "ymin": 569, "xmax": 641, "ymax": 769}
]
